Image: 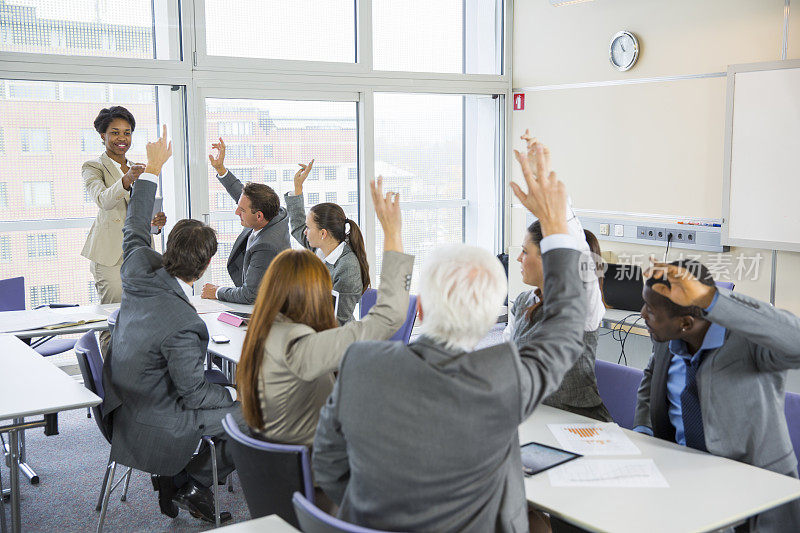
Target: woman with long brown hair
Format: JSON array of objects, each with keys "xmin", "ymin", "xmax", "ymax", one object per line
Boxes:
[
  {"xmin": 284, "ymin": 159, "xmax": 370, "ymax": 324},
  {"xmin": 237, "ymin": 178, "xmax": 413, "ymax": 446}
]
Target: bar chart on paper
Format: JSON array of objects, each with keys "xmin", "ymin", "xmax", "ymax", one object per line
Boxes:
[{"xmin": 548, "ymin": 423, "xmax": 641, "ymax": 455}]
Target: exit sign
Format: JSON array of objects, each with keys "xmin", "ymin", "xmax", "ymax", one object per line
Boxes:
[{"xmin": 513, "ymin": 93, "xmax": 525, "ymax": 111}]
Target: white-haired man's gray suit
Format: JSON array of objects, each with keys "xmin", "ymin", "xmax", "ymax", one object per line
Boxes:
[
  {"xmin": 313, "ymin": 243, "xmax": 587, "ymax": 532},
  {"xmin": 102, "ymin": 178, "xmax": 244, "ymax": 486}
]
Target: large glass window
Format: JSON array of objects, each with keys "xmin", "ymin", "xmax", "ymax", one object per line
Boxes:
[
  {"xmin": 373, "ymin": 0, "xmax": 503, "ymax": 74},
  {"xmin": 0, "ymin": 79, "xmax": 180, "ymax": 307},
  {"xmin": 373, "ymin": 92, "xmax": 502, "ymax": 290},
  {"xmin": 0, "ymin": 0, "xmax": 178, "ymax": 60},
  {"xmin": 205, "ymin": 98, "xmax": 358, "ymax": 288},
  {"xmin": 203, "ymin": 0, "xmax": 356, "ymax": 63}
]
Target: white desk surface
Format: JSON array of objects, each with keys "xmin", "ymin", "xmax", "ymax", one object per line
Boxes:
[
  {"xmin": 202, "ymin": 311, "xmax": 249, "ymax": 364},
  {"xmin": 0, "ymin": 335, "xmax": 101, "ymax": 421},
  {"xmin": 7, "ymin": 296, "xmax": 252, "ymax": 339},
  {"xmin": 522, "ymin": 405, "xmax": 800, "ymax": 533},
  {"xmin": 215, "ymin": 514, "xmax": 300, "ymax": 532}
]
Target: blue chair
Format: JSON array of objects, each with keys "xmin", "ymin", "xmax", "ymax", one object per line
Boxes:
[
  {"xmin": 785, "ymin": 392, "xmax": 800, "ymax": 466},
  {"xmin": 107, "ymin": 308, "xmax": 119, "ymax": 334},
  {"xmin": 716, "ymin": 281, "xmax": 735, "ymax": 290},
  {"xmin": 292, "ymin": 492, "xmax": 395, "ymax": 533},
  {"xmin": 358, "ymin": 289, "xmax": 418, "ymax": 344},
  {"xmin": 222, "ymin": 414, "xmax": 313, "ymax": 527},
  {"xmin": 594, "ymin": 359, "xmax": 644, "ymax": 430},
  {"xmin": 0, "ymin": 276, "xmax": 79, "ymax": 356}
]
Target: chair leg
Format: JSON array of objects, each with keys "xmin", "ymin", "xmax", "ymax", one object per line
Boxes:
[
  {"xmin": 96, "ymin": 457, "xmax": 112, "ymax": 512},
  {"xmin": 203, "ymin": 437, "xmax": 220, "ymax": 528},
  {"xmin": 0, "ymin": 461, "xmax": 7, "ymax": 533},
  {"xmin": 120, "ymin": 468, "xmax": 132, "ymax": 502},
  {"xmin": 97, "ymin": 462, "xmax": 117, "ymax": 533},
  {"xmin": 227, "ymin": 472, "xmax": 234, "ymax": 493}
]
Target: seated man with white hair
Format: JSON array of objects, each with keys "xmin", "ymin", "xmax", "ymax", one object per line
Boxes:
[{"xmin": 312, "ymin": 139, "xmax": 589, "ymax": 533}]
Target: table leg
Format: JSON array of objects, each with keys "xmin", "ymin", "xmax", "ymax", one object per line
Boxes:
[
  {"xmin": 8, "ymin": 429, "xmax": 21, "ymax": 533},
  {"xmin": 10, "ymin": 421, "xmax": 37, "ymax": 485}
]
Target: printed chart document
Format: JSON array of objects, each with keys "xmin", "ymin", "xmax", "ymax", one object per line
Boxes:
[
  {"xmin": 548, "ymin": 423, "xmax": 640, "ymax": 456},
  {"xmin": 548, "ymin": 459, "xmax": 669, "ymax": 488}
]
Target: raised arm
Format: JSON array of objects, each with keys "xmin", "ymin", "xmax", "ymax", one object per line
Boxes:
[
  {"xmin": 83, "ymin": 160, "xmax": 141, "ymax": 210},
  {"xmin": 284, "ymin": 193, "xmax": 312, "ymax": 249},
  {"xmin": 209, "ymin": 138, "xmax": 243, "ymax": 201}
]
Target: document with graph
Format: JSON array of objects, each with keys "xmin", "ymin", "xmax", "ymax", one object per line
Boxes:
[
  {"xmin": 548, "ymin": 459, "xmax": 669, "ymax": 488},
  {"xmin": 547, "ymin": 423, "xmax": 640, "ymax": 455}
]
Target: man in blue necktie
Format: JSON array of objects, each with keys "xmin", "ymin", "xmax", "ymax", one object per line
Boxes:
[{"xmin": 634, "ymin": 259, "xmax": 800, "ymax": 532}]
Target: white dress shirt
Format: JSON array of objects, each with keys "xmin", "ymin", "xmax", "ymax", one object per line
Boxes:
[{"xmin": 316, "ymin": 240, "xmax": 345, "ymax": 265}]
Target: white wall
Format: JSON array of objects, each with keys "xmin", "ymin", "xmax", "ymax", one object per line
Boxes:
[{"xmin": 509, "ymin": 0, "xmax": 800, "ymax": 314}]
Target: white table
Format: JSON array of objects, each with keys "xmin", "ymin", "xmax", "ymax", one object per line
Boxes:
[
  {"xmin": 521, "ymin": 405, "xmax": 800, "ymax": 532},
  {"xmin": 0, "ymin": 335, "xmax": 101, "ymax": 533},
  {"xmin": 215, "ymin": 514, "xmax": 300, "ymax": 532},
  {"xmin": 202, "ymin": 311, "xmax": 250, "ymax": 365}
]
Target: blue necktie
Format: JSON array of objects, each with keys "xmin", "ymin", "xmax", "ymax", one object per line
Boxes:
[{"xmin": 681, "ymin": 357, "xmax": 707, "ymax": 451}]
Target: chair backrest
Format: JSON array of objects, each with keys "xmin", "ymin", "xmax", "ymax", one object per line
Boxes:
[
  {"xmin": 715, "ymin": 281, "xmax": 735, "ymax": 290},
  {"xmin": 594, "ymin": 359, "xmax": 645, "ymax": 430},
  {"xmin": 292, "ymin": 492, "xmax": 394, "ymax": 533},
  {"xmin": 107, "ymin": 308, "xmax": 120, "ymax": 335},
  {"xmin": 359, "ymin": 290, "xmax": 418, "ymax": 344},
  {"xmin": 222, "ymin": 414, "xmax": 313, "ymax": 527},
  {"xmin": 75, "ymin": 330, "xmax": 112, "ymax": 443},
  {"xmin": 0, "ymin": 277, "xmax": 25, "ymax": 312},
  {"xmin": 785, "ymin": 392, "xmax": 800, "ymax": 466}
]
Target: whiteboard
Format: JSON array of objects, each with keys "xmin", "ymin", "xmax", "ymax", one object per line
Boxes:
[{"xmin": 723, "ymin": 60, "xmax": 800, "ymax": 252}]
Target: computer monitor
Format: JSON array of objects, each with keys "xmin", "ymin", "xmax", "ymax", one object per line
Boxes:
[{"xmin": 602, "ymin": 263, "xmax": 645, "ymax": 312}]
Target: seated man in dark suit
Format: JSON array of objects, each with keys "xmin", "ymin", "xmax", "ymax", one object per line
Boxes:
[
  {"xmin": 102, "ymin": 126, "xmax": 244, "ymax": 523},
  {"xmin": 635, "ymin": 259, "xmax": 800, "ymax": 532},
  {"xmin": 201, "ymin": 137, "xmax": 290, "ymax": 304},
  {"xmin": 312, "ymin": 139, "xmax": 589, "ymax": 532}
]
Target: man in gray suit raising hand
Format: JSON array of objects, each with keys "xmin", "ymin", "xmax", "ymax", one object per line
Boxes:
[
  {"xmin": 103, "ymin": 125, "xmax": 244, "ymax": 524},
  {"xmin": 313, "ymin": 138, "xmax": 588, "ymax": 532}
]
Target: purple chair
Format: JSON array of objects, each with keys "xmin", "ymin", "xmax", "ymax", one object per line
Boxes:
[
  {"xmin": 0, "ymin": 276, "xmax": 78, "ymax": 356},
  {"xmin": 594, "ymin": 359, "xmax": 645, "ymax": 430},
  {"xmin": 222, "ymin": 413, "xmax": 313, "ymax": 527},
  {"xmin": 292, "ymin": 492, "xmax": 396, "ymax": 533},
  {"xmin": 785, "ymin": 392, "xmax": 800, "ymax": 467},
  {"xmin": 716, "ymin": 281, "xmax": 735, "ymax": 290},
  {"xmin": 358, "ymin": 288, "xmax": 418, "ymax": 344}
]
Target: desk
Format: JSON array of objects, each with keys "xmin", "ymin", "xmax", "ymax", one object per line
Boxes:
[
  {"xmin": 202, "ymin": 312, "xmax": 249, "ymax": 365},
  {"xmin": 215, "ymin": 514, "xmax": 300, "ymax": 532},
  {"xmin": 0, "ymin": 335, "xmax": 101, "ymax": 533},
  {"xmin": 601, "ymin": 308, "xmax": 648, "ymax": 337},
  {"xmin": 521, "ymin": 405, "xmax": 800, "ymax": 532}
]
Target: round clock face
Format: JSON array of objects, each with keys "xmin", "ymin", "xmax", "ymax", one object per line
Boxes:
[{"xmin": 610, "ymin": 31, "xmax": 639, "ymax": 71}]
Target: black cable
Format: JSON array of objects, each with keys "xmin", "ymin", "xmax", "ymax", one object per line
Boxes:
[{"xmin": 665, "ymin": 232, "xmax": 673, "ymax": 262}]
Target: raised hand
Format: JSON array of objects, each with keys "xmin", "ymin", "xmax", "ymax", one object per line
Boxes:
[
  {"xmin": 510, "ymin": 138, "xmax": 567, "ymax": 237},
  {"xmin": 121, "ymin": 163, "xmax": 146, "ymax": 190},
  {"xmin": 209, "ymin": 137, "xmax": 226, "ymax": 176},
  {"xmin": 151, "ymin": 211, "xmax": 167, "ymax": 228},
  {"xmin": 145, "ymin": 124, "xmax": 172, "ymax": 176},
  {"xmin": 644, "ymin": 258, "xmax": 717, "ymax": 309},
  {"xmin": 293, "ymin": 159, "xmax": 314, "ymax": 195},
  {"xmin": 370, "ymin": 176, "xmax": 402, "ymax": 253}
]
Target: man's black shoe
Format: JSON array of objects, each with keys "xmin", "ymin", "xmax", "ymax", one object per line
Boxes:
[
  {"xmin": 173, "ymin": 478, "xmax": 232, "ymax": 524},
  {"xmin": 150, "ymin": 475, "xmax": 179, "ymax": 518}
]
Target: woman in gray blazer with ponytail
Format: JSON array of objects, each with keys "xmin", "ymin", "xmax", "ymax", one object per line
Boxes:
[{"xmin": 285, "ymin": 160, "xmax": 370, "ymax": 324}]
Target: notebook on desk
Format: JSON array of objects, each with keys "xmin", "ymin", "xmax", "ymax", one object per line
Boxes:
[{"xmin": 602, "ymin": 263, "xmax": 645, "ymax": 312}]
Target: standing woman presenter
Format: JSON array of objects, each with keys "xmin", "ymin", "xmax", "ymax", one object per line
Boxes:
[{"xmin": 81, "ymin": 106, "xmax": 166, "ymax": 304}]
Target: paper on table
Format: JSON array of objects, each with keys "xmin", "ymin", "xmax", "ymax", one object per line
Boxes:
[
  {"xmin": 548, "ymin": 459, "xmax": 669, "ymax": 488},
  {"xmin": 548, "ymin": 423, "xmax": 640, "ymax": 456},
  {"xmin": 190, "ymin": 298, "xmax": 232, "ymax": 315},
  {"xmin": 0, "ymin": 309, "xmax": 76, "ymax": 333}
]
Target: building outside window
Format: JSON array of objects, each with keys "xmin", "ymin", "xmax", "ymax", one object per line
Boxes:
[
  {"xmin": 324, "ymin": 166, "xmax": 336, "ymax": 180},
  {"xmin": 27, "ymin": 233, "xmax": 57, "ymax": 258},
  {"xmin": 30, "ymin": 284, "xmax": 60, "ymax": 308},
  {"xmin": 325, "ymin": 191, "xmax": 337, "ymax": 203},
  {"xmin": 23, "ymin": 181, "xmax": 53, "ymax": 207},
  {"xmin": 307, "ymin": 192, "xmax": 319, "ymax": 204},
  {"xmin": 20, "ymin": 128, "xmax": 50, "ymax": 153}
]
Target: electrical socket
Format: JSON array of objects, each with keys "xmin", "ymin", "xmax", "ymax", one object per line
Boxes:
[
  {"xmin": 637, "ymin": 226, "xmax": 652, "ymax": 240},
  {"xmin": 637, "ymin": 226, "xmax": 669, "ymax": 241}
]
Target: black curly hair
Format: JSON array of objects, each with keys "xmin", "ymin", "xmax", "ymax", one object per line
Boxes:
[{"xmin": 93, "ymin": 106, "xmax": 136, "ymax": 134}]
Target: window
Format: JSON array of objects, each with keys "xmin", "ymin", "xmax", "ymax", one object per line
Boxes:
[
  {"xmin": 324, "ymin": 167, "xmax": 336, "ymax": 180},
  {"xmin": 0, "ymin": 235, "xmax": 11, "ymax": 262},
  {"xmin": 218, "ymin": 122, "xmax": 253, "ymax": 136},
  {"xmin": 20, "ymin": 128, "xmax": 50, "ymax": 153},
  {"xmin": 204, "ymin": 0, "xmax": 355, "ymax": 63},
  {"xmin": 0, "ymin": 126, "xmax": 4, "ymax": 151},
  {"xmin": 27, "ymin": 233, "xmax": 57, "ymax": 258},
  {"xmin": 216, "ymin": 192, "xmax": 236, "ymax": 211},
  {"xmin": 373, "ymin": 0, "xmax": 502, "ymax": 74},
  {"xmin": 0, "ymin": 183, "xmax": 7, "ymax": 208},
  {"xmin": 373, "ymin": 92, "xmax": 502, "ymax": 291},
  {"xmin": 348, "ymin": 167, "xmax": 357, "ymax": 180},
  {"xmin": 30, "ymin": 285, "xmax": 60, "ymax": 308},
  {"xmin": 263, "ymin": 144, "xmax": 274, "ymax": 158},
  {"xmin": 87, "ymin": 280, "xmax": 99, "ymax": 303},
  {"xmin": 226, "ymin": 144, "xmax": 254, "ymax": 159},
  {"xmin": 325, "ymin": 192, "xmax": 337, "ymax": 203},
  {"xmin": 205, "ymin": 98, "xmax": 358, "ymax": 288},
  {"xmin": 347, "ymin": 191, "xmax": 358, "ymax": 204},
  {"xmin": 310, "ymin": 167, "xmax": 319, "ymax": 180},
  {"xmin": 62, "ymin": 83, "xmax": 106, "ymax": 102},
  {"xmin": 81, "ymin": 128, "xmax": 98, "ymax": 152},
  {"xmin": 0, "ymin": 0, "xmax": 175, "ymax": 60},
  {"xmin": 24, "ymin": 181, "xmax": 53, "ymax": 207}
]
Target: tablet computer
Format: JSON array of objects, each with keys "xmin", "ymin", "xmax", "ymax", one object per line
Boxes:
[{"xmin": 520, "ymin": 441, "xmax": 581, "ymax": 476}]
